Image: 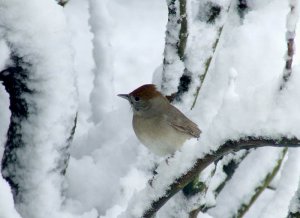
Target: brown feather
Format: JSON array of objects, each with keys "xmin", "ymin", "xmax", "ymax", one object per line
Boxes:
[{"xmin": 166, "ymin": 105, "xmax": 201, "ymax": 138}]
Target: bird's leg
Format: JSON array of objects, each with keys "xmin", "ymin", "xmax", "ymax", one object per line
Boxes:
[
  {"xmin": 148, "ymin": 163, "xmax": 159, "ymax": 187},
  {"xmin": 165, "ymin": 154, "xmax": 174, "ymax": 165}
]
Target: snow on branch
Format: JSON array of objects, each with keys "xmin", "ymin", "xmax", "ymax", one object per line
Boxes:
[
  {"xmin": 161, "ymin": 0, "xmax": 187, "ymax": 95},
  {"xmin": 88, "ymin": 0, "xmax": 114, "ymax": 124},
  {"xmin": 120, "ymin": 136, "xmax": 300, "ymax": 218}
]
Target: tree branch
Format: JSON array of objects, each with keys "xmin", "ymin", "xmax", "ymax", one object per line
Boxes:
[
  {"xmin": 140, "ymin": 136, "xmax": 300, "ymax": 218},
  {"xmin": 191, "ymin": 2, "xmax": 231, "ymax": 109},
  {"xmin": 280, "ymin": 2, "xmax": 298, "ymax": 90},
  {"xmin": 178, "ymin": 0, "xmax": 187, "ymax": 60},
  {"xmin": 57, "ymin": 0, "xmax": 69, "ymax": 7},
  {"xmin": 234, "ymin": 148, "xmax": 287, "ymax": 218}
]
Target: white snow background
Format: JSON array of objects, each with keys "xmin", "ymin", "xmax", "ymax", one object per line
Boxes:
[{"xmin": 0, "ymin": 0, "xmax": 300, "ymax": 218}]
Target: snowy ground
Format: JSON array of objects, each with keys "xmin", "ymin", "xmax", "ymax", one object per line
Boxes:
[{"xmin": 0, "ymin": 0, "xmax": 300, "ymax": 217}]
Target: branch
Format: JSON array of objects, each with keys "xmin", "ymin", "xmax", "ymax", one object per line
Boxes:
[
  {"xmin": 197, "ymin": 150, "xmax": 250, "ymax": 214},
  {"xmin": 166, "ymin": 1, "xmax": 231, "ymax": 105},
  {"xmin": 161, "ymin": 0, "xmax": 189, "ymax": 96},
  {"xmin": 191, "ymin": 2, "xmax": 231, "ymax": 109},
  {"xmin": 139, "ymin": 137, "xmax": 300, "ymax": 218},
  {"xmin": 178, "ymin": 0, "xmax": 187, "ymax": 60}
]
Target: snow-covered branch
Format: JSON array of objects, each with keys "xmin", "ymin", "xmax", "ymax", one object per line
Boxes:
[
  {"xmin": 0, "ymin": 0, "xmax": 77, "ymax": 217},
  {"xmin": 162, "ymin": 0, "xmax": 233, "ymax": 106},
  {"xmin": 232, "ymin": 148, "xmax": 287, "ymax": 218},
  {"xmin": 188, "ymin": 0, "xmax": 231, "ymax": 108},
  {"xmin": 177, "ymin": 0, "xmax": 187, "ymax": 60},
  {"xmin": 280, "ymin": 0, "xmax": 299, "ymax": 89},
  {"xmin": 122, "ymin": 136, "xmax": 300, "ymax": 218},
  {"xmin": 88, "ymin": 0, "xmax": 114, "ymax": 124},
  {"xmin": 161, "ymin": 0, "xmax": 187, "ymax": 96}
]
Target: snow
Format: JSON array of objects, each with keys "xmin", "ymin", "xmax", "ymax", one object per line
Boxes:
[
  {"xmin": 109, "ymin": 0, "xmax": 167, "ymax": 93},
  {"xmin": 208, "ymin": 148, "xmax": 285, "ymax": 218},
  {"xmin": 89, "ymin": 0, "xmax": 115, "ymax": 124},
  {"xmin": 0, "ymin": 0, "xmax": 300, "ymax": 218},
  {"xmin": 181, "ymin": 0, "xmax": 232, "ymax": 108},
  {"xmin": 0, "ymin": 40, "xmax": 10, "ymax": 160},
  {"xmin": 192, "ymin": 0, "xmax": 289, "ymax": 141},
  {"xmin": 259, "ymin": 149, "xmax": 300, "ymax": 218},
  {"xmin": 0, "ymin": 175, "xmax": 22, "ymax": 218},
  {"xmin": 64, "ymin": 0, "xmax": 94, "ymax": 139}
]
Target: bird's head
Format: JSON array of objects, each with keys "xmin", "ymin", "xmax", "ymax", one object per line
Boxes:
[{"xmin": 118, "ymin": 84, "xmax": 168, "ymax": 116}]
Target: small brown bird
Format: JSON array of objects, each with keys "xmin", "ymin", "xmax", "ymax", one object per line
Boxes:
[{"xmin": 118, "ymin": 84, "xmax": 201, "ymax": 156}]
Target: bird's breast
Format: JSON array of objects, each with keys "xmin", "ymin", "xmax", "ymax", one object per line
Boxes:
[{"xmin": 132, "ymin": 115, "xmax": 190, "ymax": 156}]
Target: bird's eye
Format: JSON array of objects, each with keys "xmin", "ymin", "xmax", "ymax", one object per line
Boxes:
[{"xmin": 134, "ymin": 96, "xmax": 140, "ymax": 101}]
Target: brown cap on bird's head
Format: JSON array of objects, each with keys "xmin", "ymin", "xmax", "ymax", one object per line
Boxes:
[{"xmin": 129, "ymin": 84, "xmax": 162, "ymax": 100}]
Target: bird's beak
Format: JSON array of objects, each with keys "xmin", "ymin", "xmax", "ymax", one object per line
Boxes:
[{"xmin": 117, "ymin": 94, "xmax": 130, "ymax": 100}]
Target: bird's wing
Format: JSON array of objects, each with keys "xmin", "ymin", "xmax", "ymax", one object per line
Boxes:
[{"xmin": 166, "ymin": 105, "xmax": 201, "ymax": 138}]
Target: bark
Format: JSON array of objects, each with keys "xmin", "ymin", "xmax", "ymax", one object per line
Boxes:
[{"xmin": 1, "ymin": 56, "xmax": 33, "ymax": 198}]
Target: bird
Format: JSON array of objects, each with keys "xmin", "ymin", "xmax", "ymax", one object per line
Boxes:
[{"xmin": 118, "ymin": 84, "xmax": 201, "ymax": 156}]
